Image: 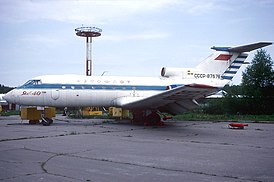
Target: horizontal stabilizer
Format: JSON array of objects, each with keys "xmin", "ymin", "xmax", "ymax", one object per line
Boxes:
[
  {"xmin": 211, "ymin": 42, "xmax": 272, "ymax": 53},
  {"xmin": 229, "ymin": 42, "xmax": 272, "ymax": 52}
]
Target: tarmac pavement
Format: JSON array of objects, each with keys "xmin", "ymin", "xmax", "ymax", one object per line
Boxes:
[{"xmin": 0, "ymin": 115, "xmax": 273, "ymax": 182}]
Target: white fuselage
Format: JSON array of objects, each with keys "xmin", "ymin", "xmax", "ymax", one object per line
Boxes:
[{"xmin": 4, "ymin": 74, "xmax": 227, "ymax": 108}]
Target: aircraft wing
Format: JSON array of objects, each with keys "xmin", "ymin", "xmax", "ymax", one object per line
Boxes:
[{"xmin": 120, "ymin": 84, "xmax": 217, "ymax": 115}]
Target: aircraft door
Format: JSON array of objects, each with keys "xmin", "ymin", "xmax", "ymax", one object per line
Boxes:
[{"xmin": 51, "ymin": 89, "xmax": 60, "ymax": 100}]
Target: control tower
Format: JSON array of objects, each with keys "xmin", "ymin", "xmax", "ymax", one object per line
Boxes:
[{"xmin": 75, "ymin": 26, "xmax": 102, "ymax": 76}]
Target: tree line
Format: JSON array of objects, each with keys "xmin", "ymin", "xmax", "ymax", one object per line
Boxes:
[
  {"xmin": 203, "ymin": 49, "xmax": 274, "ymax": 115},
  {"xmin": 0, "ymin": 85, "xmax": 14, "ymax": 94}
]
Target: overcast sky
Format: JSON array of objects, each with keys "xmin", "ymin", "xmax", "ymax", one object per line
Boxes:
[{"xmin": 0, "ymin": 0, "xmax": 273, "ymax": 87}]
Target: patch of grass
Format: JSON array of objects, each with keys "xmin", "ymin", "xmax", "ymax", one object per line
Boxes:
[
  {"xmin": 0, "ymin": 110, "xmax": 20, "ymax": 116},
  {"xmin": 173, "ymin": 113, "xmax": 274, "ymax": 122}
]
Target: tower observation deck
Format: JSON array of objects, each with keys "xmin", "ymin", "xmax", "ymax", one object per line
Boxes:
[{"xmin": 75, "ymin": 26, "xmax": 102, "ymax": 76}]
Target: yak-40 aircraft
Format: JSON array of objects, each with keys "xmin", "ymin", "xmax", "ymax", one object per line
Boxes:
[{"xmin": 4, "ymin": 42, "xmax": 272, "ymax": 125}]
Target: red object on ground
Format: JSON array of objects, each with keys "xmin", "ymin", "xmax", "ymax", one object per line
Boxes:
[
  {"xmin": 163, "ymin": 116, "xmax": 173, "ymax": 121},
  {"xmin": 229, "ymin": 123, "xmax": 248, "ymax": 129}
]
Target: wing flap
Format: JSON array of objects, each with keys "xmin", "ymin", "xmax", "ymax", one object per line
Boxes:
[{"xmin": 120, "ymin": 84, "xmax": 217, "ymax": 114}]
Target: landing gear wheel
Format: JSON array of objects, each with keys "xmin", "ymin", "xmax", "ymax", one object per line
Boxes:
[
  {"xmin": 29, "ymin": 120, "xmax": 39, "ymax": 125},
  {"xmin": 132, "ymin": 110, "xmax": 164, "ymax": 126},
  {"xmin": 41, "ymin": 117, "xmax": 53, "ymax": 126},
  {"xmin": 131, "ymin": 111, "xmax": 144, "ymax": 125},
  {"xmin": 145, "ymin": 112, "xmax": 164, "ymax": 126}
]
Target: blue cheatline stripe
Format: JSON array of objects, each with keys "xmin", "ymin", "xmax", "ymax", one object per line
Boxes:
[
  {"xmin": 221, "ymin": 76, "xmax": 234, "ymax": 80},
  {"xmin": 18, "ymin": 83, "xmax": 170, "ymax": 91},
  {"xmin": 224, "ymin": 70, "xmax": 237, "ymax": 74},
  {"xmin": 170, "ymin": 84, "xmax": 183, "ymax": 89}
]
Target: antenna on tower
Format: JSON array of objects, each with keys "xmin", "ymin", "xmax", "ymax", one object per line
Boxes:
[{"xmin": 75, "ymin": 26, "xmax": 102, "ymax": 76}]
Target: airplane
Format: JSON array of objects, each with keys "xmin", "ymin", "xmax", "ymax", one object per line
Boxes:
[{"xmin": 3, "ymin": 42, "xmax": 272, "ymax": 125}]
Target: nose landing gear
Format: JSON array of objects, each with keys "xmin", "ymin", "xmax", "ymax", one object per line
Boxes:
[{"xmin": 41, "ymin": 116, "xmax": 53, "ymax": 126}]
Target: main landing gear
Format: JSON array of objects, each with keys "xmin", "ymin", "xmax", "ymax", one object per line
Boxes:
[{"xmin": 132, "ymin": 110, "xmax": 165, "ymax": 126}]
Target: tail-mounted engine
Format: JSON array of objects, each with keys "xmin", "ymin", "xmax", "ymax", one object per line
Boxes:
[{"xmin": 161, "ymin": 67, "xmax": 186, "ymax": 78}]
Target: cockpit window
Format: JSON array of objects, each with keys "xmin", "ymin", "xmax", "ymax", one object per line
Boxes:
[{"xmin": 21, "ymin": 80, "xmax": 42, "ymax": 88}]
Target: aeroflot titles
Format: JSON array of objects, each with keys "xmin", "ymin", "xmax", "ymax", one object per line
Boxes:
[{"xmin": 194, "ymin": 73, "xmax": 221, "ymax": 79}]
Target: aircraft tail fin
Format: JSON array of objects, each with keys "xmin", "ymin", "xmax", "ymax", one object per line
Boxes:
[{"xmin": 196, "ymin": 42, "xmax": 272, "ymax": 80}]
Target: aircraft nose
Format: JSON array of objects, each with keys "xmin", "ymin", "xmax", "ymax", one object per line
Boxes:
[{"xmin": 3, "ymin": 90, "xmax": 15, "ymax": 103}]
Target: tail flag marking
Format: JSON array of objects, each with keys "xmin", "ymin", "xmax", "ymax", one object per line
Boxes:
[{"xmin": 215, "ymin": 54, "xmax": 232, "ymax": 61}]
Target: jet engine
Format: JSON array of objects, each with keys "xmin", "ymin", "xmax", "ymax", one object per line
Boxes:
[{"xmin": 161, "ymin": 67, "xmax": 185, "ymax": 78}]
